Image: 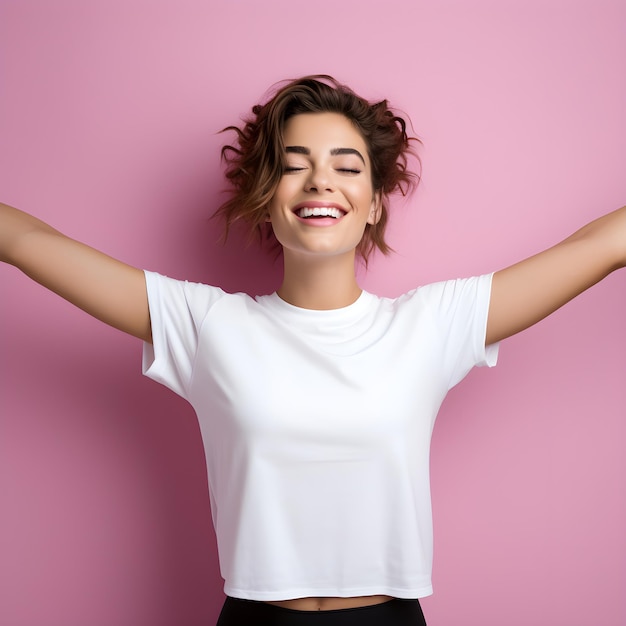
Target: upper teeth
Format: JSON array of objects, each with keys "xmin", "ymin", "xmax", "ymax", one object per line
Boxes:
[{"xmin": 297, "ymin": 207, "xmax": 344, "ymax": 218}]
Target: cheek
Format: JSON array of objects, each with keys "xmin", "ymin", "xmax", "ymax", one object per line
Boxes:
[
  {"xmin": 353, "ymin": 185, "xmax": 376, "ymax": 211},
  {"xmin": 269, "ymin": 180, "xmax": 294, "ymax": 209},
  {"xmin": 267, "ymin": 183, "xmax": 287, "ymax": 219}
]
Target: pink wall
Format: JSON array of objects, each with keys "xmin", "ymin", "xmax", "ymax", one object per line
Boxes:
[{"xmin": 1, "ymin": 1, "xmax": 624, "ymax": 624}]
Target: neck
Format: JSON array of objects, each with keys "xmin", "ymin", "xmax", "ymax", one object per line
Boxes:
[{"xmin": 277, "ymin": 251, "xmax": 362, "ymax": 310}]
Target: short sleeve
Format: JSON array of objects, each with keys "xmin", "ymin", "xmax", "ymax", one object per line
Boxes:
[
  {"xmin": 142, "ymin": 271, "xmax": 227, "ymax": 398},
  {"xmin": 424, "ymin": 273, "xmax": 499, "ymax": 389}
]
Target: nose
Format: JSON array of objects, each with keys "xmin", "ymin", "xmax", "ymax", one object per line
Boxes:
[{"xmin": 304, "ymin": 166, "xmax": 334, "ymax": 193}]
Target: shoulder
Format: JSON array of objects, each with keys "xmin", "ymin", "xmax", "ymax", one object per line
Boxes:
[
  {"xmin": 386, "ymin": 274, "xmax": 494, "ymax": 311},
  {"xmin": 144, "ymin": 270, "xmax": 258, "ymax": 318}
]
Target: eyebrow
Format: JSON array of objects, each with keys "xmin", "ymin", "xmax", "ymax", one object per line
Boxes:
[{"xmin": 285, "ymin": 146, "xmax": 366, "ymax": 165}]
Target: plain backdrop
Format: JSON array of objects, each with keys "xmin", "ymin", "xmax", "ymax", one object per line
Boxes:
[{"xmin": 1, "ymin": 1, "xmax": 624, "ymax": 625}]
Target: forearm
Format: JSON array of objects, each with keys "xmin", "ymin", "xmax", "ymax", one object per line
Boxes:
[
  {"xmin": 0, "ymin": 202, "xmax": 64, "ymax": 266},
  {"xmin": 562, "ymin": 205, "xmax": 626, "ymax": 273}
]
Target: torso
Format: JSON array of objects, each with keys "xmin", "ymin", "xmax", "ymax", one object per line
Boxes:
[
  {"xmin": 265, "ymin": 595, "xmax": 394, "ymax": 611},
  {"xmin": 145, "ymin": 273, "xmax": 494, "ymax": 602}
]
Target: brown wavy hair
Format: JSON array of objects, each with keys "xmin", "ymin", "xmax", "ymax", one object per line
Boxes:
[{"xmin": 216, "ymin": 75, "xmax": 420, "ymax": 261}]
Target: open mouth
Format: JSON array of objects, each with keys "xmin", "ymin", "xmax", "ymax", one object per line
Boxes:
[{"xmin": 296, "ymin": 206, "xmax": 346, "ymax": 219}]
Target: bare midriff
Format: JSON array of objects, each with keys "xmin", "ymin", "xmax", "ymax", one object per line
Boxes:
[{"xmin": 265, "ymin": 595, "xmax": 394, "ymax": 611}]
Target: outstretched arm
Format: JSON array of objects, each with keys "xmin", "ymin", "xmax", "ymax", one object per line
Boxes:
[
  {"xmin": 486, "ymin": 206, "xmax": 626, "ymax": 346},
  {"xmin": 1, "ymin": 203, "xmax": 151, "ymax": 342}
]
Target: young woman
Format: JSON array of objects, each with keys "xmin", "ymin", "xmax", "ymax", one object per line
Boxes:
[{"xmin": 1, "ymin": 76, "xmax": 624, "ymax": 625}]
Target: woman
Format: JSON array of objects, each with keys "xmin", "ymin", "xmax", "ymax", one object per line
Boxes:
[{"xmin": 1, "ymin": 76, "xmax": 624, "ymax": 625}]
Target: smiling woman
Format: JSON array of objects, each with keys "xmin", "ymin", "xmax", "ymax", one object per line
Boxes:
[
  {"xmin": 1, "ymin": 74, "xmax": 624, "ymax": 626},
  {"xmin": 266, "ymin": 112, "xmax": 383, "ymax": 308},
  {"xmin": 217, "ymin": 76, "xmax": 420, "ymax": 261}
]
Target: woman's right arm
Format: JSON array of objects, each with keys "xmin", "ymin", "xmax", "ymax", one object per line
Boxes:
[{"xmin": 1, "ymin": 203, "xmax": 152, "ymax": 342}]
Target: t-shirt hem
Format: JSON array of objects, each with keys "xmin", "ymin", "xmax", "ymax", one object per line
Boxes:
[
  {"xmin": 478, "ymin": 272, "xmax": 500, "ymax": 368},
  {"xmin": 223, "ymin": 584, "xmax": 434, "ymax": 601}
]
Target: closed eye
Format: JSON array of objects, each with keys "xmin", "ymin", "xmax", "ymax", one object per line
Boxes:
[{"xmin": 337, "ymin": 168, "xmax": 361, "ymax": 174}]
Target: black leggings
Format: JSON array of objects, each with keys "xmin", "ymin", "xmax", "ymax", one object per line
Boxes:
[{"xmin": 216, "ymin": 597, "xmax": 427, "ymax": 625}]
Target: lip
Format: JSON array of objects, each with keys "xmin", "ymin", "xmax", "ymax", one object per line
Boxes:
[
  {"xmin": 291, "ymin": 202, "xmax": 348, "ymax": 225},
  {"xmin": 291, "ymin": 202, "xmax": 348, "ymax": 227},
  {"xmin": 291, "ymin": 202, "xmax": 348, "ymax": 214}
]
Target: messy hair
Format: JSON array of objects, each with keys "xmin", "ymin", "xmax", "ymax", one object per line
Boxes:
[{"xmin": 217, "ymin": 75, "xmax": 420, "ymax": 261}]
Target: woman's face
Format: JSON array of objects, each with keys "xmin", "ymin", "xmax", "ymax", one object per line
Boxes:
[{"xmin": 268, "ymin": 112, "xmax": 380, "ymax": 261}]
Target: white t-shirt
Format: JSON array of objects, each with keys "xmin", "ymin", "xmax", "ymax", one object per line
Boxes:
[{"xmin": 142, "ymin": 271, "xmax": 498, "ymax": 600}]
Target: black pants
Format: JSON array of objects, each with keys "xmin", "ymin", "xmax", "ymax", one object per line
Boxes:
[{"xmin": 216, "ymin": 597, "xmax": 427, "ymax": 625}]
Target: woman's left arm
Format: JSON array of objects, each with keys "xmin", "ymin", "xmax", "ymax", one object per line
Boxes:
[{"xmin": 486, "ymin": 206, "xmax": 626, "ymax": 346}]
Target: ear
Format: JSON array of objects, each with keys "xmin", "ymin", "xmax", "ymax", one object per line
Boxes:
[{"xmin": 366, "ymin": 192, "xmax": 383, "ymax": 225}]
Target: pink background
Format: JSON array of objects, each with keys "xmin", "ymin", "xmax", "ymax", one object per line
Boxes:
[{"xmin": 1, "ymin": 1, "xmax": 625, "ymax": 624}]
